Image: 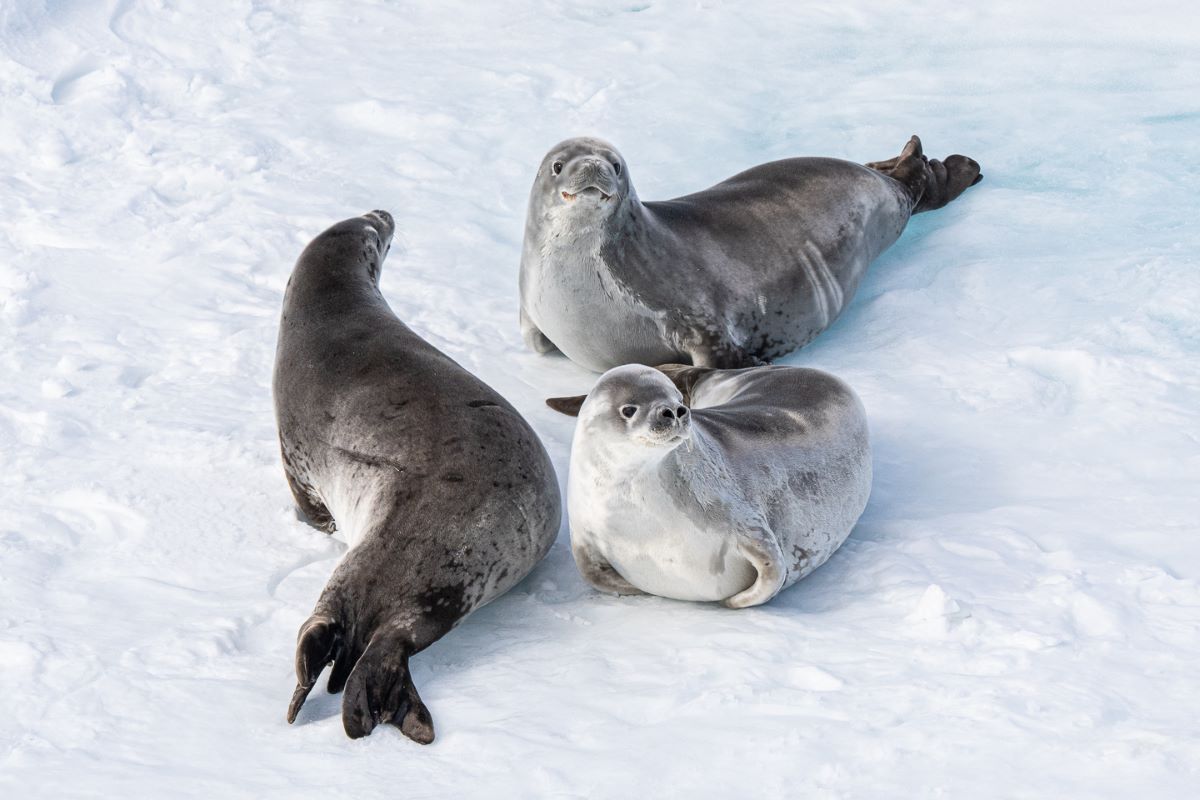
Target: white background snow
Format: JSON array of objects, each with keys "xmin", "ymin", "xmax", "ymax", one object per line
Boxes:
[{"xmin": 2, "ymin": 0, "xmax": 1198, "ymax": 796}]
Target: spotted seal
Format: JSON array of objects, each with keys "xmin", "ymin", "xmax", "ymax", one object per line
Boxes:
[{"xmin": 274, "ymin": 211, "xmax": 560, "ymax": 741}]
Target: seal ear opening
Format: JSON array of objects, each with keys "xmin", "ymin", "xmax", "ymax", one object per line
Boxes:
[{"xmin": 546, "ymin": 395, "xmax": 586, "ymax": 417}]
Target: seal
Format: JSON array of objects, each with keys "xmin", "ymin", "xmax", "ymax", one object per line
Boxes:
[
  {"xmin": 547, "ymin": 363, "xmax": 871, "ymax": 608},
  {"xmin": 520, "ymin": 135, "xmax": 981, "ymax": 372},
  {"xmin": 274, "ymin": 211, "xmax": 561, "ymax": 742}
]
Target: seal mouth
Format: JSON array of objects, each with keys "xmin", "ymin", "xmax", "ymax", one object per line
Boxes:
[
  {"xmin": 634, "ymin": 426, "xmax": 691, "ymax": 448},
  {"xmin": 562, "ymin": 186, "xmax": 613, "ymax": 203}
]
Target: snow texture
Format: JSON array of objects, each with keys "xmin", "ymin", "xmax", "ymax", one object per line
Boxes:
[{"xmin": 2, "ymin": 1, "xmax": 1198, "ymax": 797}]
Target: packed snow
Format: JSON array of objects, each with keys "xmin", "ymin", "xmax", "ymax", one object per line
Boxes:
[{"xmin": 2, "ymin": 0, "xmax": 1198, "ymax": 796}]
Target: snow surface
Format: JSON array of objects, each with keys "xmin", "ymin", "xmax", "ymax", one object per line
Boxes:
[{"xmin": 2, "ymin": 1, "xmax": 1199, "ymax": 796}]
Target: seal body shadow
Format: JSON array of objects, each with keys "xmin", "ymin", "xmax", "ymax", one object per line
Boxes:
[
  {"xmin": 520, "ymin": 135, "xmax": 981, "ymax": 372},
  {"xmin": 274, "ymin": 211, "xmax": 561, "ymax": 742}
]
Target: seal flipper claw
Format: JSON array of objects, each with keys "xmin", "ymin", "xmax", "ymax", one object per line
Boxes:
[{"xmin": 287, "ymin": 615, "xmax": 341, "ymax": 723}]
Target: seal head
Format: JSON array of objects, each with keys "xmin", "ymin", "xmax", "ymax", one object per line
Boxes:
[
  {"xmin": 534, "ymin": 137, "xmax": 631, "ymax": 216},
  {"xmin": 552, "ymin": 364, "xmax": 691, "ymax": 451}
]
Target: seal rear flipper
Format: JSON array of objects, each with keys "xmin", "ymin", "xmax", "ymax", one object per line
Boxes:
[
  {"xmin": 342, "ymin": 632, "xmax": 435, "ymax": 743},
  {"xmin": 287, "ymin": 615, "xmax": 342, "ymax": 724},
  {"xmin": 866, "ymin": 135, "xmax": 982, "ymax": 214}
]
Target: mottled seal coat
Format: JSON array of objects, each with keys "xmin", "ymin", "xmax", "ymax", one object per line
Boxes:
[
  {"xmin": 274, "ymin": 211, "xmax": 560, "ymax": 742},
  {"xmin": 520, "ymin": 135, "xmax": 981, "ymax": 372},
  {"xmin": 548, "ymin": 364, "xmax": 870, "ymax": 608}
]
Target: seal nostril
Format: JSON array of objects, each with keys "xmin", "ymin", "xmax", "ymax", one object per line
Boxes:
[
  {"xmin": 660, "ymin": 408, "xmax": 675, "ymax": 420},
  {"xmin": 677, "ymin": 406, "xmax": 688, "ymax": 417}
]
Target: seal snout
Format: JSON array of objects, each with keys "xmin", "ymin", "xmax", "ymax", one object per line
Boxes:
[
  {"xmin": 362, "ymin": 209, "xmax": 396, "ymax": 243},
  {"xmin": 560, "ymin": 156, "xmax": 618, "ymax": 204},
  {"xmin": 657, "ymin": 405, "xmax": 688, "ymax": 422},
  {"xmin": 647, "ymin": 401, "xmax": 691, "ymax": 442}
]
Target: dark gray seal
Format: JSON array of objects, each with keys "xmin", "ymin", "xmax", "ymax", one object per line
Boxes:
[
  {"xmin": 519, "ymin": 135, "xmax": 981, "ymax": 372},
  {"xmin": 548, "ymin": 363, "xmax": 870, "ymax": 608},
  {"xmin": 274, "ymin": 211, "xmax": 561, "ymax": 742}
]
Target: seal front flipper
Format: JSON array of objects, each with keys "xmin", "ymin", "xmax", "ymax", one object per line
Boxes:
[
  {"xmin": 675, "ymin": 325, "xmax": 761, "ymax": 370},
  {"xmin": 521, "ymin": 306, "xmax": 560, "ymax": 355},
  {"xmin": 281, "ymin": 449, "xmax": 335, "ymax": 533},
  {"xmin": 342, "ymin": 630, "xmax": 434, "ymax": 743},
  {"xmin": 689, "ymin": 347, "xmax": 763, "ymax": 370},
  {"xmin": 723, "ymin": 525, "xmax": 787, "ymax": 609},
  {"xmin": 571, "ymin": 538, "xmax": 647, "ymax": 596}
]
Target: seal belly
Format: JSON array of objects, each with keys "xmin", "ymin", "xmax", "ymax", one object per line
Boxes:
[
  {"xmin": 584, "ymin": 476, "xmax": 757, "ymax": 602},
  {"xmin": 602, "ymin": 525, "xmax": 756, "ymax": 602}
]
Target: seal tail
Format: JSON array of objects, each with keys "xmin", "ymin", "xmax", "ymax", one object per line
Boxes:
[{"xmin": 866, "ymin": 135, "xmax": 982, "ymax": 214}]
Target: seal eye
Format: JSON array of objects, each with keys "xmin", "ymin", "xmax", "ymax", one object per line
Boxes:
[
  {"xmin": 552, "ymin": 161, "xmax": 563, "ymax": 175},
  {"xmin": 612, "ymin": 162, "xmax": 621, "ymax": 175},
  {"xmin": 619, "ymin": 405, "xmax": 637, "ymax": 419}
]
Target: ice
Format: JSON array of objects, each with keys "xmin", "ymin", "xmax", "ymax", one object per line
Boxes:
[{"xmin": 2, "ymin": 0, "xmax": 1198, "ymax": 796}]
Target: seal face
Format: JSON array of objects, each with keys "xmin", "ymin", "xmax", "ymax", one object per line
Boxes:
[
  {"xmin": 274, "ymin": 211, "xmax": 561, "ymax": 742},
  {"xmin": 548, "ymin": 363, "xmax": 871, "ymax": 608},
  {"xmin": 520, "ymin": 135, "xmax": 981, "ymax": 372}
]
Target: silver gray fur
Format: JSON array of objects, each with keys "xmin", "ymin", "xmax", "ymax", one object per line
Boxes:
[
  {"xmin": 274, "ymin": 211, "xmax": 560, "ymax": 742},
  {"xmin": 520, "ymin": 136, "xmax": 980, "ymax": 372},
  {"xmin": 550, "ymin": 364, "xmax": 871, "ymax": 608}
]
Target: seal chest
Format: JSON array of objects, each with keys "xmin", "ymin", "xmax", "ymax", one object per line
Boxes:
[
  {"xmin": 525, "ymin": 201, "xmax": 676, "ymax": 372},
  {"xmin": 549, "ymin": 363, "xmax": 871, "ymax": 608}
]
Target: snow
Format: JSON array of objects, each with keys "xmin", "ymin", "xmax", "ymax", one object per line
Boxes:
[{"xmin": 2, "ymin": 0, "xmax": 1198, "ymax": 796}]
